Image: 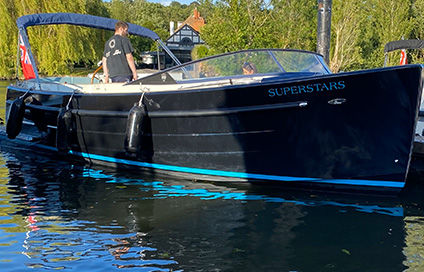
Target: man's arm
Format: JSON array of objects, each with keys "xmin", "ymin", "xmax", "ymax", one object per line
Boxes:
[
  {"xmin": 102, "ymin": 56, "xmax": 109, "ymax": 83},
  {"xmin": 126, "ymin": 53, "xmax": 138, "ymax": 81}
]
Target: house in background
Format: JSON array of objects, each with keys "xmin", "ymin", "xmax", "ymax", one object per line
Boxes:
[
  {"xmin": 166, "ymin": 8, "xmax": 206, "ymax": 64},
  {"xmin": 140, "ymin": 8, "xmax": 206, "ymax": 69}
]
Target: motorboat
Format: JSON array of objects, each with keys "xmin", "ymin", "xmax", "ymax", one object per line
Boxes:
[{"xmin": 3, "ymin": 13, "xmax": 424, "ymax": 193}]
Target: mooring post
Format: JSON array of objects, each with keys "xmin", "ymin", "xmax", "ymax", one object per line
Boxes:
[{"xmin": 317, "ymin": 0, "xmax": 332, "ymax": 64}]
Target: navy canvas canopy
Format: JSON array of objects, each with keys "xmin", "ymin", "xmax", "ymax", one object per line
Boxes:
[
  {"xmin": 384, "ymin": 40, "xmax": 424, "ymax": 53},
  {"xmin": 17, "ymin": 13, "xmax": 160, "ymax": 40}
]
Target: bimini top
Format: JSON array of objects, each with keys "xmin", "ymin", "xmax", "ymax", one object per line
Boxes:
[
  {"xmin": 16, "ymin": 13, "xmax": 160, "ymax": 40},
  {"xmin": 384, "ymin": 39, "xmax": 424, "ymax": 53}
]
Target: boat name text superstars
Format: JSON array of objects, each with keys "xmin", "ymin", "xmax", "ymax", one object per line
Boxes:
[{"xmin": 268, "ymin": 81, "xmax": 346, "ymax": 97}]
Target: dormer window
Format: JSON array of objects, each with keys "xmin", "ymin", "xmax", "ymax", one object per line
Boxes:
[{"xmin": 181, "ymin": 37, "xmax": 193, "ymax": 45}]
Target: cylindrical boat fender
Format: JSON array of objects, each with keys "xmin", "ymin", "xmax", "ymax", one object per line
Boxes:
[
  {"xmin": 29, "ymin": 98, "xmax": 47, "ymax": 133},
  {"xmin": 56, "ymin": 108, "xmax": 73, "ymax": 152},
  {"xmin": 6, "ymin": 96, "xmax": 26, "ymax": 139},
  {"xmin": 125, "ymin": 103, "xmax": 147, "ymax": 153}
]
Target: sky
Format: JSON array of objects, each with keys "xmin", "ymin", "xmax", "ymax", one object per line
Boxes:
[
  {"xmin": 103, "ymin": 0, "xmax": 196, "ymax": 6},
  {"xmin": 149, "ymin": 0, "xmax": 195, "ymax": 5}
]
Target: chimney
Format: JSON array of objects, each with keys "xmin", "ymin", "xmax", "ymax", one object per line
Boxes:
[
  {"xmin": 194, "ymin": 8, "xmax": 199, "ymax": 19},
  {"xmin": 170, "ymin": 21, "xmax": 175, "ymax": 36},
  {"xmin": 177, "ymin": 21, "xmax": 183, "ymax": 28}
]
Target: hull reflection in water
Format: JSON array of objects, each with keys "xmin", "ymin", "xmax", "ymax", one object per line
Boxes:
[
  {"xmin": 87, "ymin": 168, "xmax": 403, "ymax": 217},
  {"xmin": 1, "ymin": 141, "xmax": 424, "ymax": 271}
]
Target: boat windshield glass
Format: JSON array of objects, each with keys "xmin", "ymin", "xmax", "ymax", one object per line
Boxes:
[{"xmin": 135, "ymin": 49, "xmax": 330, "ymax": 84}]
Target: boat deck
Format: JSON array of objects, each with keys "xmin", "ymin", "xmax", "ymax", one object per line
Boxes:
[{"xmin": 18, "ymin": 71, "xmax": 321, "ymax": 95}]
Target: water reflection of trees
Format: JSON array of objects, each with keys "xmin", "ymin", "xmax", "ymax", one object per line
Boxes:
[
  {"xmin": 3, "ymin": 143, "xmax": 424, "ymax": 270},
  {"xmin": 401, "ymin": 172, "xmax": 424, "ymax": 271},
  {"xmin": 403, "ymin": 216, "xmax": 424, "ymax": 270}
]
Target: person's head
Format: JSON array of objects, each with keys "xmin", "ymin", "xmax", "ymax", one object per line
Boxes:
[
  {"xmin": 242, "ymin": 61, "xmax": 257, "ymax": 75},
  {"xmin": 115, "ymin": 21, "xmax": 129, "ymax": 36}
]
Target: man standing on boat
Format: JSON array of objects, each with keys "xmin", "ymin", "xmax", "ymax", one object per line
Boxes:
[{"xmin": 102, "ymin": 21, "xmax": 138, "ymax": 83}]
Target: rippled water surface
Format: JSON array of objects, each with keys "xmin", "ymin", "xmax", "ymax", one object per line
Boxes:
[{"xmin": 1, "ymin": 81, "xmax": 424, "ymax": 271}]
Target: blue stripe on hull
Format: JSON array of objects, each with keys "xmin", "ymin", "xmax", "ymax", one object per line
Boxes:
[
  {"xmin": 4, "ymin": 137, "xmax": 405, "ymax": 189},
  {"xmin": 66, "ymin": 149, "xmax": 405, "ymax": 189}
]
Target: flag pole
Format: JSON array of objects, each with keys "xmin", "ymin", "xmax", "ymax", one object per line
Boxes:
[
  {"xmin": 19, "ymin": 28, "xmax": 41, "ymax": 89},
  {"xmin": 399, "ymin": 36, "xmax": 407, "ymax": 65},
  {"xmin": 15, "ymin": 30, "xmax": 20, "ymax": 81}
]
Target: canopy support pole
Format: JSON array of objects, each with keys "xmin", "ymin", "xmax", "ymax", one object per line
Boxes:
[
  {"xmin": 157, "ymin": 44, "xmax": 161, "ymax": 70},
  {"xmin": 156, "ymin": 39, "xmax": 182, "ymax": 66}
]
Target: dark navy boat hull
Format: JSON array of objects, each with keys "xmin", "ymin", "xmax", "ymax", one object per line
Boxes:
[{"xmin": 5, "ymin": 65, "xmax": 424, "ymax": 192}]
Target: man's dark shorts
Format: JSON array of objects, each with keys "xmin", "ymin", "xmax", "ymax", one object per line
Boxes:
[{"xmin": 111, "ymin": 75, "xmax": 132, "ymax": 83}]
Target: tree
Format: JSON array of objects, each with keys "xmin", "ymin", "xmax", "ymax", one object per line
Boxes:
[
  {"xmin": 2, "ymin": 0, "xmax": 423, "ymax": 78},
  {"xmin": 367, "ymin": 0, "xmax": 413, "ymax": 67},
  {"xmin": 329, "ymin": 0, "xmax": 366, "ymax": 72},
  {"xmin": 128, "ymin": 0, "xmax": 198, "ymax": 57},
  {"xmin": 86, "ymin": 0, "xmax": 111, "ymax": 66},
  {"xmin": 166, "ymin": 1, "xmax": 194, "ymax": 22},
  {"xmin": 271, "ymin": 0, "xmax": 317, "ymax": 52},
  {"xmin": 197, "ymin": 0, "xmax": 215, "ymax": 19},
  {"xmin": 407, "ymin": 0, "xmax": 424, "ymax": 64},
  {"xmin": 126, "ymin": 0, "xmax": 166, "ymax": 57},
  {"xmin": 0, "ymin": 0, "xmax": 17, "ymax": 78},
  {"xmin": 106, "ymin": 0, "xmax": 133, "ymax": 22},
  {"xmin": 200, "ymin": 0, "xmax": 274, "ymax": 54},
  {"xmin": 28, "ymin": 0, "xmax": 109, "ymax": 75},
  {"xmin": 191, "ymin": 44, "xmax": 209, "ymax": 60},
  {"xmin": 0, "ymin": 0, "xmax": 110, "ymax": 78}
]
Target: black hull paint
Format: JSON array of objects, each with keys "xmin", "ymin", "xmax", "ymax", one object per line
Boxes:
[{"xmin": 5, "ymin": 65, "xmax": 424, "ymax": 192}]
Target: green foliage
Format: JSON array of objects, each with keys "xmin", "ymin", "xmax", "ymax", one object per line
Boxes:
[
  {"xmin": 369, "ymin": 0, "xmax": 413, "ymax": 67},
  {"xmin": 0, "ymin": 0, "xmax": 110, "ymax": 78},
  {"xmin": 191, "ymin": 44, "xmax": 209, "ymax": 60},
  {"xmin": 271, "ymin": 0, "xmax": 317, "ymax": 51},
  {"xmin": 107, "ymin": 0, "xmax": 132, "ymax": 22},
  {"xmin": 30, "ymin": 0, "xmax": 109, "ymax": 75},
  {"xmin": 2, "ymin": 0, "xmax": 424, "ymax": 78},
  {"xmin": 121, "ymin": 0, "xmax": 195, "ymax": 59},
  {"xmin": 0, "ymin": 0, "xmax": 16, "ymax": 78},
  {"xmin": 329, "ymin": 0, "xmax": 366, "ymax": 72},
  {"xmin": 198, "ymin": 0, "xmax": 423, "ymax": 72},
  {"xmin": 412, "ymin": 0, "xmax": 424, "ymax": 39},
  {"xmin": 200, "ymin": 0, "xmax": 275, "ymax": 54},
  {"xmin": 409, "ymin": 0, "xmax": 424, "ymax": 64}
]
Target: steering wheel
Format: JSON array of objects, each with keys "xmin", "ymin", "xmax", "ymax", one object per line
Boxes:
[{"xmin": 91, "ymin": 65, "xmax": 103, "ymax": 84}]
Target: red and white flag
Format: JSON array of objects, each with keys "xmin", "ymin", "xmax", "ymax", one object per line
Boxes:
[
  {"xmin": 399, "ymin": 49, "xmax": 408, "ymax": 65},
  {"xmin": 19, "ymin": 33, "xmax": 36, "ymax": 80}
]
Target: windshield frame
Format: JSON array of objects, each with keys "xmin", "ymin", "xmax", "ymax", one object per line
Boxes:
[{"xmin": 129, "ymin": 49, "xmax": 331, "ymax": 85}]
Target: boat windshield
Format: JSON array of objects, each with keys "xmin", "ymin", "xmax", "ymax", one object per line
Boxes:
[{"xmin": 134, "ymin": 49, "xmax": 330, "ymax": 85}]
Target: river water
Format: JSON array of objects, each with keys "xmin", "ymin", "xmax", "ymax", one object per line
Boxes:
[{"xmin": 1, "ymin": 80, "xmax": 424, "ymax": 271}]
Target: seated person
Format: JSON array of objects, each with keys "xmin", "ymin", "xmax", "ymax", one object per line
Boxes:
[{"xmin": 242, "ymin": 61, "xmax": 258, "ymax": 75}]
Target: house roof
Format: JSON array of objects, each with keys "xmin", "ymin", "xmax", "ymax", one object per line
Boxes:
[
  {"xmin": 165, "ymin": 24, "xmax": 204, "ymax": 48},
  {"xmin": 176, "ymin": 8, "xmax": 205, "ymax": 33}
]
